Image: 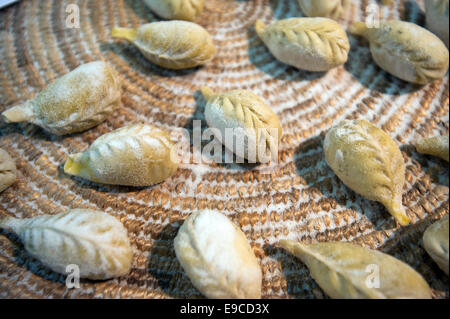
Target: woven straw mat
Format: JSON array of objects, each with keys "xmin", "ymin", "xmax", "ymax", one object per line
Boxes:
[{"xmin": 0, "ymin": 0, "xmax": 448, "ymax": 299}]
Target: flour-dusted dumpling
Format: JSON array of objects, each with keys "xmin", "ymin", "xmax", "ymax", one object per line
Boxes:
[
  {"xmin": 297, "ymin": 0, "xmax": 349, "ymax": 19},
  {"xmin": 279, "ymin": 240, "xmax": 432, "ymax": 299},
  {"xmin": 2, "ymin": 61, "xmax": 121, "ymax": 135},
  {"xmin": 143, "ymin": 0, "xmax": 205, "ymax": 21},
  {"xmin": 415, "ymin": 135, "xmax": 449, "ymax": 162},
  {"xmin": 0, "ymin": 209, "xmax": 133, "ymax": 280},
  {"xmin": 111, "ymin": 21, "xmax": 215, "ymax": 70},
  {"xmin": 425, "ymin": 0, "xmax": 449, "ymax": 47},
  {"xmin": 64, "ymin": 124, "xmax": 179, "ymax": 186},
  {"xmin": 423, "ymin": 216, "xmax": 449, "ymax": 275},
  {"xmin": 174, "ymin": 210, "xmax": 262, "ymax": 299},
  {"xmin": 0, "ymin": 148, "xmax": 16, "ymax": 193},
  {"xmin": 324, "ymin": 119, "xmax": 409, "ymax": 225},
  {"xmin": 201, "ymin": 87, "xmax": 282, "ymax": 163},
  {"xmin": 255, "ymin": 18, "xmax": 350, "ymax": 72},
  {"xmin": 350, "ymin": 20, "xmax": 449, "ymax": 84}
]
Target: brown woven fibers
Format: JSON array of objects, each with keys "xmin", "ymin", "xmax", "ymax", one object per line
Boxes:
[{"xmin": 0, "ymin": 0, "xmax": 448, "ymax": 298}]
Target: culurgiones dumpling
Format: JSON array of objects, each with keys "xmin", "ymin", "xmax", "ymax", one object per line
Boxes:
[
  {"xmin": 0, "ymin": 209, "xmax": 133, "ymax": 280},
  {"xmin": 255, "ymin": 18, "xmax": 350, "ymax": 72},
  {"xmin": 64, "ymin": 124, "xmax": 179, "ymax": 187},
  {"xmin": 111, "ymin": 21, "xmax": 215, "ymax": 70},
  {"xmin": 423, "ymin": 216, "xmax": 449, "ymax": 275},
  {"xmin": 143, "ymin": 0, "xmax": 205, "ymax": 21},
  {"xmin": 415, "ymin": 135, "xmax": 449, "ymax": 162},
  {"xmin": 174, "ymin": 210, "xmax": 262, "ymax": 299},
  {"xmin": 324, "ymin": 119, "xmax": 409, "ymax": 226},
  {"xmin": 279, "ymin": 240, "xmax": 432, "ymax": 299},
  {"xmin": 2, "ymin": 61, "xmax": 122, "ymax": 135},
  {"xmin": 201, "ymin": 87, "xmax": 282, "ymax": 163},
  {"xmin": 0, "ymin": 148, "xmax": 16, "ymax": 193}
]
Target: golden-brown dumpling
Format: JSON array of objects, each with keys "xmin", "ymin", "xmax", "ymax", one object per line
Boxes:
[
  {"xmin": 0, "ymin": 209, "xmax": 133, "ymax": 280},
  {"xmin": 144, "ymin": 0, "xmax": 205, "ymax": 21},
  {"xmin": 324, "ymin": 119, "xmax": 409, "ymax": 226},
  {"xmin": 0, "ymin": 148, "xmax": 16, "ymax": 193},
  {"xmin": 423, "ymin": 216, "xmax": 449, "ymax": 275},
  {"xmin": 64, "ymin": 124, "xmax": 179, "ymax": 186},
  {"xmin": 201, "ymin": 87, "xmax": 282, "ymax": 163},
  {"xmin": 111, "ymin": 21, "xmax": 215, "ymax": 70},
  {"xmin": 350, "ymin": 20, "xmax": 449, "ymax": 84},
  {"xmin": 297, "ymin": 0, "xmax": 349, "ymax": 19},
  {"xmin": 425, "ymin": 0, "xmax": 449, "ymax": 47},
  {"xmin": 279, "ymin": 240, "xmax": 432, "ymax": 299},
  {"xmin": 415, "ymin": 135, "xmax": 449, "ymax": 162},
  {"xmin": 255, "ymin": 18, "xmax": 350, "ymax": 72},
  {"xmin": 174, "ymin": 210, "xmax": 262, "ymax": 299},
  {"xmin": 2, "ymin": 61, "xmax": 121, "ymax": 135}
]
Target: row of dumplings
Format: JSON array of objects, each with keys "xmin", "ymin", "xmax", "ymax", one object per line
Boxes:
[
  {"xmin": 143, "ymin": 0, "xmax": 448, "ymax": 53},
  {"xmin": 105, "ymin": 0, "xmax": 450, "ymax": 86},
  {"xmin": 1, "ymin": 59, "xmax": 448, "ymax": 223}
]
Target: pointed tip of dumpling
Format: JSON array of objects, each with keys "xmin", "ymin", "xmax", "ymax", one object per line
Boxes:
[
  {"xmin": 64, "ymin": 153, "xmax": 84, "ymax": 177},
  {"xmin": 111, "ymin": 27, "xmax": 138, "ymax": 42},
  {"xmin": 254, "ymin": 20, "xmax": 266, "ymax": 37},
  {"xmin": 385, "ymin": 199, "xmax": 410, "ymax": 226},
  {"xmin": 349, "ymin": 21, "xmax": 369, "ymax": 38},
  {"xmin": 278, "ymin": 239, "xmax": 304, "ymax": 254},
  {"xmin": 2, "ymin": 103, "xmax": 34, "ymax": 124},
  {"xmin": 200, "ymin": 86, "xmax": 215, "ymax": 101}
]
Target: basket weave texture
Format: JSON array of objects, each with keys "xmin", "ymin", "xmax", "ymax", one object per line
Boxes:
[{"xmin": 0, "ymin": 0, "xmax": 448, "ymax": 299}]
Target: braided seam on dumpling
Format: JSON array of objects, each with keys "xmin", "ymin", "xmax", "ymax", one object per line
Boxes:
[
  {"xmin": 6, "ymin": 210, "xmax": 132, "ymax": 280},
  {"xmin": 371, "ymin": 33, "xmax": 447, "ymax": 83},
  {"xmin": 334, "ymin": 122, "xmax": 397, "ymax": 197},
  {"xmin": 133, "ymin": 22, "xmax": 214, "ymax": 69},
  {"xmin": 219, "ymin": 94, "xmax": 279, "ymax": 149},
  {"xmin": 266, "ymin": 20, "xmax": 349, "ymax": 60}
]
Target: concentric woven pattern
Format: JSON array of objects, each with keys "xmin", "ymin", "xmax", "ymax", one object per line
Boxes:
[{"xmin": 0, "ymin": 0, "xmax": 448, "ymax": 299}]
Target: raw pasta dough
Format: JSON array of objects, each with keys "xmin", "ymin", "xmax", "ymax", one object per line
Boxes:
[
  {"xmin": 279, "ymin": 240, "xmax": 432, "ymax": 299},
  {"xmin": 297, "ymin": 0, "xmax": 349, "ymax": 19},
  {"xmin": 0, "ymin": 209, "xmax": 133, "ymax": 280},
  {"xmin": 255, "ymin": 18, "xmax": 350, "ymax": 72},
  {"xmin": 350, "ymin": 20, "xmax": 449, "ymax": 84},
  {"xmin": 174, "ymin": 210, "xmax": 262, "ymax": 299},
  {"xmin": 425, "ymin": 0, "xmax": 449, "ymax": 47},
  {"xmin": 2, "ymin": 61, "xmax": 121, "ymax": 135},
  {"xmin": 0, "ymin": 148, "xmax": 16, "ymax": 193},
  {"xmin": 423, "ymin": 216, "xmax": 449, "ymax": 275},
  {"xmin": 202, "ymin": 87, "xmax": 282, "ymax": 163},
  {"xmin": 416, "ymin": 135, "xmax": 449, "ymax": 162},
  {"xmin": 143, "ymin": 0, "xmax": 205, "ymax": 21},
  {"xmin": 64, "ymin": 124, "xmax": 179, "ymax": 186},
  {"xmin": 324, "ymin": 119, "xmax": 409, "ymax": 226}
]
